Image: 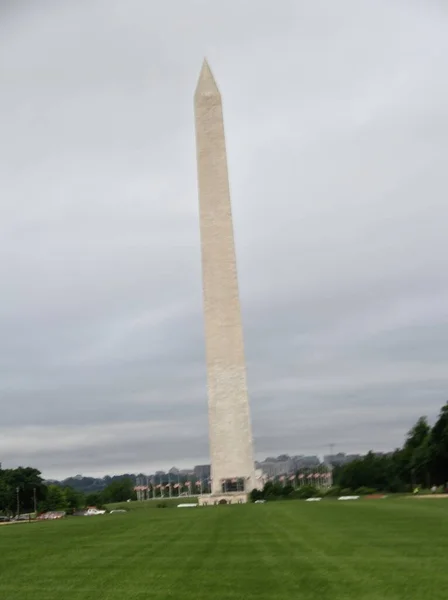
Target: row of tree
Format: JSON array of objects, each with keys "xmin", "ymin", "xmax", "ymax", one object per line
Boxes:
[
  {"xmin": 333, "ymin": 402, "xmax": 448, "ymax": 492},
  {"xmin": 53, "ymin": 474, "xmax": 143, "ymax": 495},
  {"xmin": 0, "ymin": 468, "xmax": 136, "ymax": 515},
  {"xmin": 252, "ymin": 402, "xmax": 448, "ymax": 500}
]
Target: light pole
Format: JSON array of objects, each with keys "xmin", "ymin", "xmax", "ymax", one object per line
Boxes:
[
  {"xmin": 16, "ymin": 486, "xmax": 20, "ymax": 518},
  {"xmin": 33, "ymin": 487, "xmax": 37, "ymax": 514}
]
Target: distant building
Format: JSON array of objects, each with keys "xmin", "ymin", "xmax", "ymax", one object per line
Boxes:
[
  {"xmin": 294, "ymin": 456, "xmax": 320, "ymax": 469},
  {"xmin": 257, "ymin": 459, "xmax": 294, "ymax": 477},
  {"xmin": 179, "ymin": 468, "xmax": 194, "ymax": 476},
  {"xmin": 193, "ymin": 465, "xmax": 211, "ymax": 479},
  {"xmin": 256, "ymin": 454, "xmax": 322, "ymax": 477}
]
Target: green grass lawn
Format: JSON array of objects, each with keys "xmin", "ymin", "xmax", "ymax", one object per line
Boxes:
[{"xmin": 1, "ymin": 498, "xmax": 447, "ymax": 600}]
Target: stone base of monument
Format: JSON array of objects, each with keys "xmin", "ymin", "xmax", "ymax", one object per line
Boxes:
[{"xmin": 198, "ymin": 492, "xmax": 248, "ymax": 506}]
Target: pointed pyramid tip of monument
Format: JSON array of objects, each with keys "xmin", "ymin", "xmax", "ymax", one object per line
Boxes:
[
  {"xmin": 199, "ymin": 57, "xmax": 213, "ymax": 78},
  {"xmin": 195, "ymin": 58, "xmax": 220, "ymax": 98}
]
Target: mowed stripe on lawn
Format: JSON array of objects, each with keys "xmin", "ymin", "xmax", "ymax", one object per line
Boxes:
[{"xmin": 1, "ymin": 499, "xmax": 447, "ymax": 600}]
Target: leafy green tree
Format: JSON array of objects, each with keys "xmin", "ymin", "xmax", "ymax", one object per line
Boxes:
[
  {"xmin": 40, "ymin": 485, "xmax": 67, "ymax": 512},
  {"xmin": 402, "ymin": 417, "xmax": 431, "ymax": 486},
  {"xmin": 250, "ymin": 489, "xmax": 263, "ymax": 502},
  {"xmin": 61, "ymin": 487, "xmax": 84, "ymax": 511},
  {"xmin": 0, "ymin": 478, "xmax": 13, "ymax": 514},
  {"xmin": 85, "ymin": 492, "xmax": 103, "ymax": 507},
  {"xmin": 334, "ymin": 452, "xmax": 405, "ymax": 492},
  {"xmin": 262, "ymin": 480, "xmax": 284, "ymax": 500},
  {"xmin": 282, "ymin": 483, "xmax": 294, "ymax": 497},
  {"xmin": 429, "ymin": 402, "xmax": 448, "ymax": 485},
  {"xmin": 101, "ymin": 477, "xmax": 136, "ymax": 504},
  {"xmin": 291, "ymin": 485, "xmax": 318, "ymax": 499},
  {"xmin": 0, "ymin": 467, "xmax": 46, "ymax": 513}
]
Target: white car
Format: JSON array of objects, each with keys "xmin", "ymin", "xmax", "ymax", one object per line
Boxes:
[{"xmin": 85, "ymin": 508, "xmax": 106, "ymax": 516}]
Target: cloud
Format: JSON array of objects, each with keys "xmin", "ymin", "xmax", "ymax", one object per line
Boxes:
[{"xmin": 1, "ymin": 0, "xmax": 447, "ymax": 478}]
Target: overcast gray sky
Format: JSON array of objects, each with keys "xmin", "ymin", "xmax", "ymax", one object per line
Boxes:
[{"xmin": 1, "ymin": 0, "xmax": 447, "ymax": 479}]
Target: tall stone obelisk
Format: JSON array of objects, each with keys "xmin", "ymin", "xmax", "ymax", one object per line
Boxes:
[{"xmin": 194, "ymin": 59, "xmax": 256, "ymax": 496}]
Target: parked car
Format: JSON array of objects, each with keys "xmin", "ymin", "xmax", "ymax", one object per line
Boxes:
[
  {"xmin": 0, "ymin": 516, "xmax": 11, "ymax": 522},
  {"xmin": 85, "ymin": 508, "xmax": 106, "ymax": 516}
]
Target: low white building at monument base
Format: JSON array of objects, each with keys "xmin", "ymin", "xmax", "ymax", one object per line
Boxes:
[{"xmin": 198, "ymin": 493, "xmax": 248, "ymax": 506}]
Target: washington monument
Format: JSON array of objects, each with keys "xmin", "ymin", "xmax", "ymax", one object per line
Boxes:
[{"xmin": 194, "ymin": 60, "xmax": 256, "ymax": 496}]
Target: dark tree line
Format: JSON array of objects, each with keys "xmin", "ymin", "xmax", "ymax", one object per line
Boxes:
[
  {"xmin": 59, "ymin": 474, "xmax": 141, "ymax": 495},
  {"xmin": 0, "ymin": 468, "xmax": 136, "ymax": 515},
  {"xmin": 333, "ymin": 402, "xmax": 448, "ymax": 492},
  {"xmin": 252, "ymin": 402, "xmax": 448, "ymax": 501},
  {"xmin": 0, "ymin": 467, "xmax": 46, "ymax": 514}
]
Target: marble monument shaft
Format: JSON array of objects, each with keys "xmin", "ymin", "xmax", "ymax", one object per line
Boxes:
[{"xmin": 194, "ymin": 60, "xmax": 255, "ymax": 495}]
